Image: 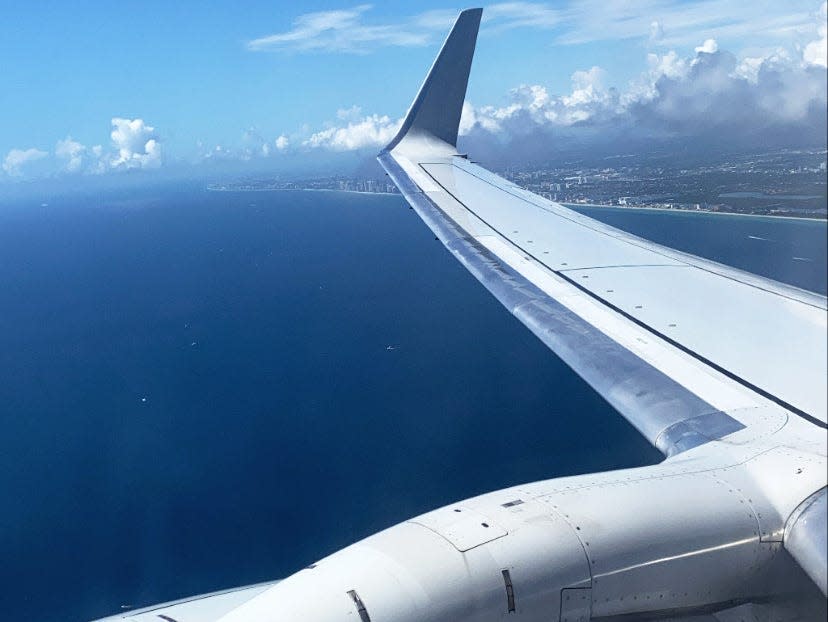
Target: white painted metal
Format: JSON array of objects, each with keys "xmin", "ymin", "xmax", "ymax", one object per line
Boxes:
[
  {"xmin": 785, "ymin": 488, "xmax": 828, "ymax": 595},
  {"xmin": 96, "ymin": 442, "xmax": 826, "ymax": 621},
  {"xmin": 94, "ymin": 582, "xmax": 277, "ymax": 621},
  {"xmin": 415, "ymin": 157, "xmax": 827, "ymax": 424},
  {"xmin": 565, "ymin": 264, "xmax": 827, "ymax": 419},
  {"xmin": 93, "ymin": 8, "xmax": 827, "ymax": 621}
]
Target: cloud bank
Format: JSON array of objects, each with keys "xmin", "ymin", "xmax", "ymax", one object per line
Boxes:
[
  {"xmin": 2, "ymin": 118, "xmax": 162, "ymax": 181},
  {"xmin": 292, "ymin": 14, "xmax": 826, "ymax": 164},
  {"xmin": 241, "ymin": 2, "xmax": 825, "ymax": 164},
  {"xmin": 454, "ymin": 43, "xmax": 826, "ymax": 164},
  {"xmin": 304, "ymin": 107, "xmax": 401, "ymax": 150},
  {"xmin": 2, "ymin": 148, "xmax": 48, "ymax": 177}
]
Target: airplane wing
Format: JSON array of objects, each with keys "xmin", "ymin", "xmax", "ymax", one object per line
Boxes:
[
  {"xmin": 377, "ymin": 6, "xmax": 827, "ymax": 597},
  {"xmin": 378, "ymin": 9, "xmax": 827, "ymax": 458}
]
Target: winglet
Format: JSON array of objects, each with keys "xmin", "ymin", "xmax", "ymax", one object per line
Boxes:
[{"xmin": 384, "ymin": 8, "xmax": 482, "ymax": 152}]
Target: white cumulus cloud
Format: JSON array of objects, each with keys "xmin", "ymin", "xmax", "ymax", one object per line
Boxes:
[
  {"xmin": 459, "ymin": 66, "xmax": 620, "ymax": 135},
  {"xmin": 55, "ymin": 137, "xmax": 87, "ymax": 173},
  {"xmin": 2, "ymin": 148, "xmax": 48, "ymax": 177},
  {"xmin": 275, "ymin": 135, "xmax": 290, "ymax": 150},
  {"xmin": 304, "ymin": 113, "xmax": 401, "ymax": 150},
  {"xmin": 453, "ymin": 32, "xmax": 826, "ymax": 165},
  {"xmin": 694, "ymin": 38, "xmax": 718, "ymax": 55},
  {"xmin": 563, "ymin": 66, "xmax": 611, "ymax": 107},
  {"xmin": 110, "ymin": 118, "xmax": 162, "ymax": 169},
  {"xmin": 803, "ymin": 1, "xmax": 827, "ymax": 67}
]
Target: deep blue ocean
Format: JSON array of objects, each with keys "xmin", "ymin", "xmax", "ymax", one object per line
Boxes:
[{"xmin": 0, "ymin": 185, "xmax": 825, "ymax": 621}]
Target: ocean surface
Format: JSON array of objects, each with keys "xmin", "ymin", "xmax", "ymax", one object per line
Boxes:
[{"xmin": 0, "ymin": 186, "xmax": 824, "ymax": 621}]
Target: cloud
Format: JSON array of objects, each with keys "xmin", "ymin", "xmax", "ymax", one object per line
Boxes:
[
  {"xmin": 304, "ymin": 112, "xmax": 401, "ymax": 150},
  {"xmin": 275, "ymin": 135, "xmax": 290, "ymax": 150},
  {"xmin": 247, "ymin": 3, "xmax": 563, "ymax": 53},
  {"xmin": 240, "ymin": 126, "xmax": 273, "ymax": 159},
  {"xmin": 555, "ymin": 0, "xmax": 817, "ymax": 47},
  {"xmin": 733, "ymin": 48, "xmax": 792, "ymax": 82},
  {"xmin": 455, "ymin": 32, "xmax": 826, "ymax": 163},
  {"xmin": 247, "ymin": 5, "xmax": 431, "ymax": 53},
  {"xmin": 336, "ymin": 105, "xmax": 364, "ymax": 122},
  {"xmin": 564, "ymin": 66, "xmax": 613, "ymax": 108},
  {"xmin": 634, "ymin": 45, "xmax": 825, "ymax": 128},
  {"xmin": 110, "ymin": 118, "xmax": 162, "ymax": 169},
  {"xmin": 3, "ymin": 118, "xmax": 163, "ymax": 180},
  {"xmin": 694, "ymin": 38, "xmax": 718, "ymax": 54},
  {"xmin": 196, "ymin": 129, "xmax": 293, "ymax": 162},
  {"xmin": 55, "ymin": 137, "xmax": 85, "ymax": 172},
  {"xmin": 648, "ymin": 50, "xmax": 687, "ymax": 79},
  {"xmin": 299, "ymin": 5, "xmax": 824, "ymax": 159},
  {"xmin": 459, "ymin": 67, "xmax": 620, "ymax": 136},
  {"xmin": 649, "ymin": 19, "xmax": 665, "ymax": 42},
  {"xmin": 53, "ymin": 136, "xmax": 106, "ymax": 173},
  {"xmin": 803, "ymin": 1, "xmax": 827, "ymax": 67},
  {"xmin": 484, "ymin": 2, "xmax": 561, "ymax": 31},
  {"xmin": 2, "ymin": 148, "xmax": 48, "ymax": 177}
]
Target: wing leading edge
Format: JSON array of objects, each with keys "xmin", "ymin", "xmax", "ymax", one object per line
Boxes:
[{"xmin": 377, "ymin": 9, "xmax": 828, "ymax": 458}]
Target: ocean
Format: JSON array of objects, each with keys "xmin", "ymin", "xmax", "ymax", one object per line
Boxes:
[{"xmin": 0, "ymin": 186, "xmax": 824, "ymax": 621}]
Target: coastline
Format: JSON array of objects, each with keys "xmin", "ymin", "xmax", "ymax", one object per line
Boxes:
[
  {"xmin": 563, "ymin": 202, "xmax": 827, "ymax": 223},
  {"xmin": 205, "ymin": 187, "xmax": 825, "ymax": 221},
  {"xmin": 207, "ymin": 187, "xmax": 397, "ymax": 196}
]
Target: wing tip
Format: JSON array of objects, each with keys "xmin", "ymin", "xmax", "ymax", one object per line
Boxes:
[{"xmin": 383, "ymin": 8, "xmax": 482, "ymax": 153}]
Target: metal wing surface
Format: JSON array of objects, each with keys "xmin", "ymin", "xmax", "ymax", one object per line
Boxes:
[{"xmin": 378, "ymin": 9, "xmax": 828, "ymax": 458}]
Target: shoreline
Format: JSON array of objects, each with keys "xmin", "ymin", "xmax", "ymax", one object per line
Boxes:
[
  {"xmin": 207, "ymin": 187, "xmax": 397, "ymax": 196},
  {"xmin": 206, "ymin": 187, "xmax": 825, "ymax": 221},
  {"xmin": 563, "ymin": 202, "xmax": 827, "ymax": 222}
]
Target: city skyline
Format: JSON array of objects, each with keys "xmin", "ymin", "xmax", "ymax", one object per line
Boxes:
[{"xmin": 208, "ymin": 145, "xmax": 828, "ymax": 218}]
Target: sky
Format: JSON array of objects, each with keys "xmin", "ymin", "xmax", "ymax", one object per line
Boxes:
[{"xmin": 1, "ymin": 1, "xmax": 826, "ymax": 184}]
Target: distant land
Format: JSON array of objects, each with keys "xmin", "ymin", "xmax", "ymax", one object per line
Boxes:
[{"xmin": 207, "ymin": 147, "xmax": 827, "ymax": 219}]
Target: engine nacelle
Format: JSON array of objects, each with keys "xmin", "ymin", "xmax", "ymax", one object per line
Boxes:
[
  {"xmin": 221, "ymin": 497, "xmax": 590, "ymax": 622},
  {"xmin": 97, "ymin": 448, "xmax": 828, "ymax": 622},
  {"xmin": 216, "ymin": 460, "xmax": 802, "ymax": 622}
]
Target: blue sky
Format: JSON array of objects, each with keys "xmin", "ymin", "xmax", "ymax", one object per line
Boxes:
[{"xmin": 1, "ymin": 1, "xmax": 826, "ymax": 181}]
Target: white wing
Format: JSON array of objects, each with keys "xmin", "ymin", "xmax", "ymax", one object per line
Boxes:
[
  {"xmin": 377, "ymin": 10, "xmax": 827, "ymax": 459},
  {"xmin": 377, "ymin": 8, "xmax": 827, "ymax": 598}
]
